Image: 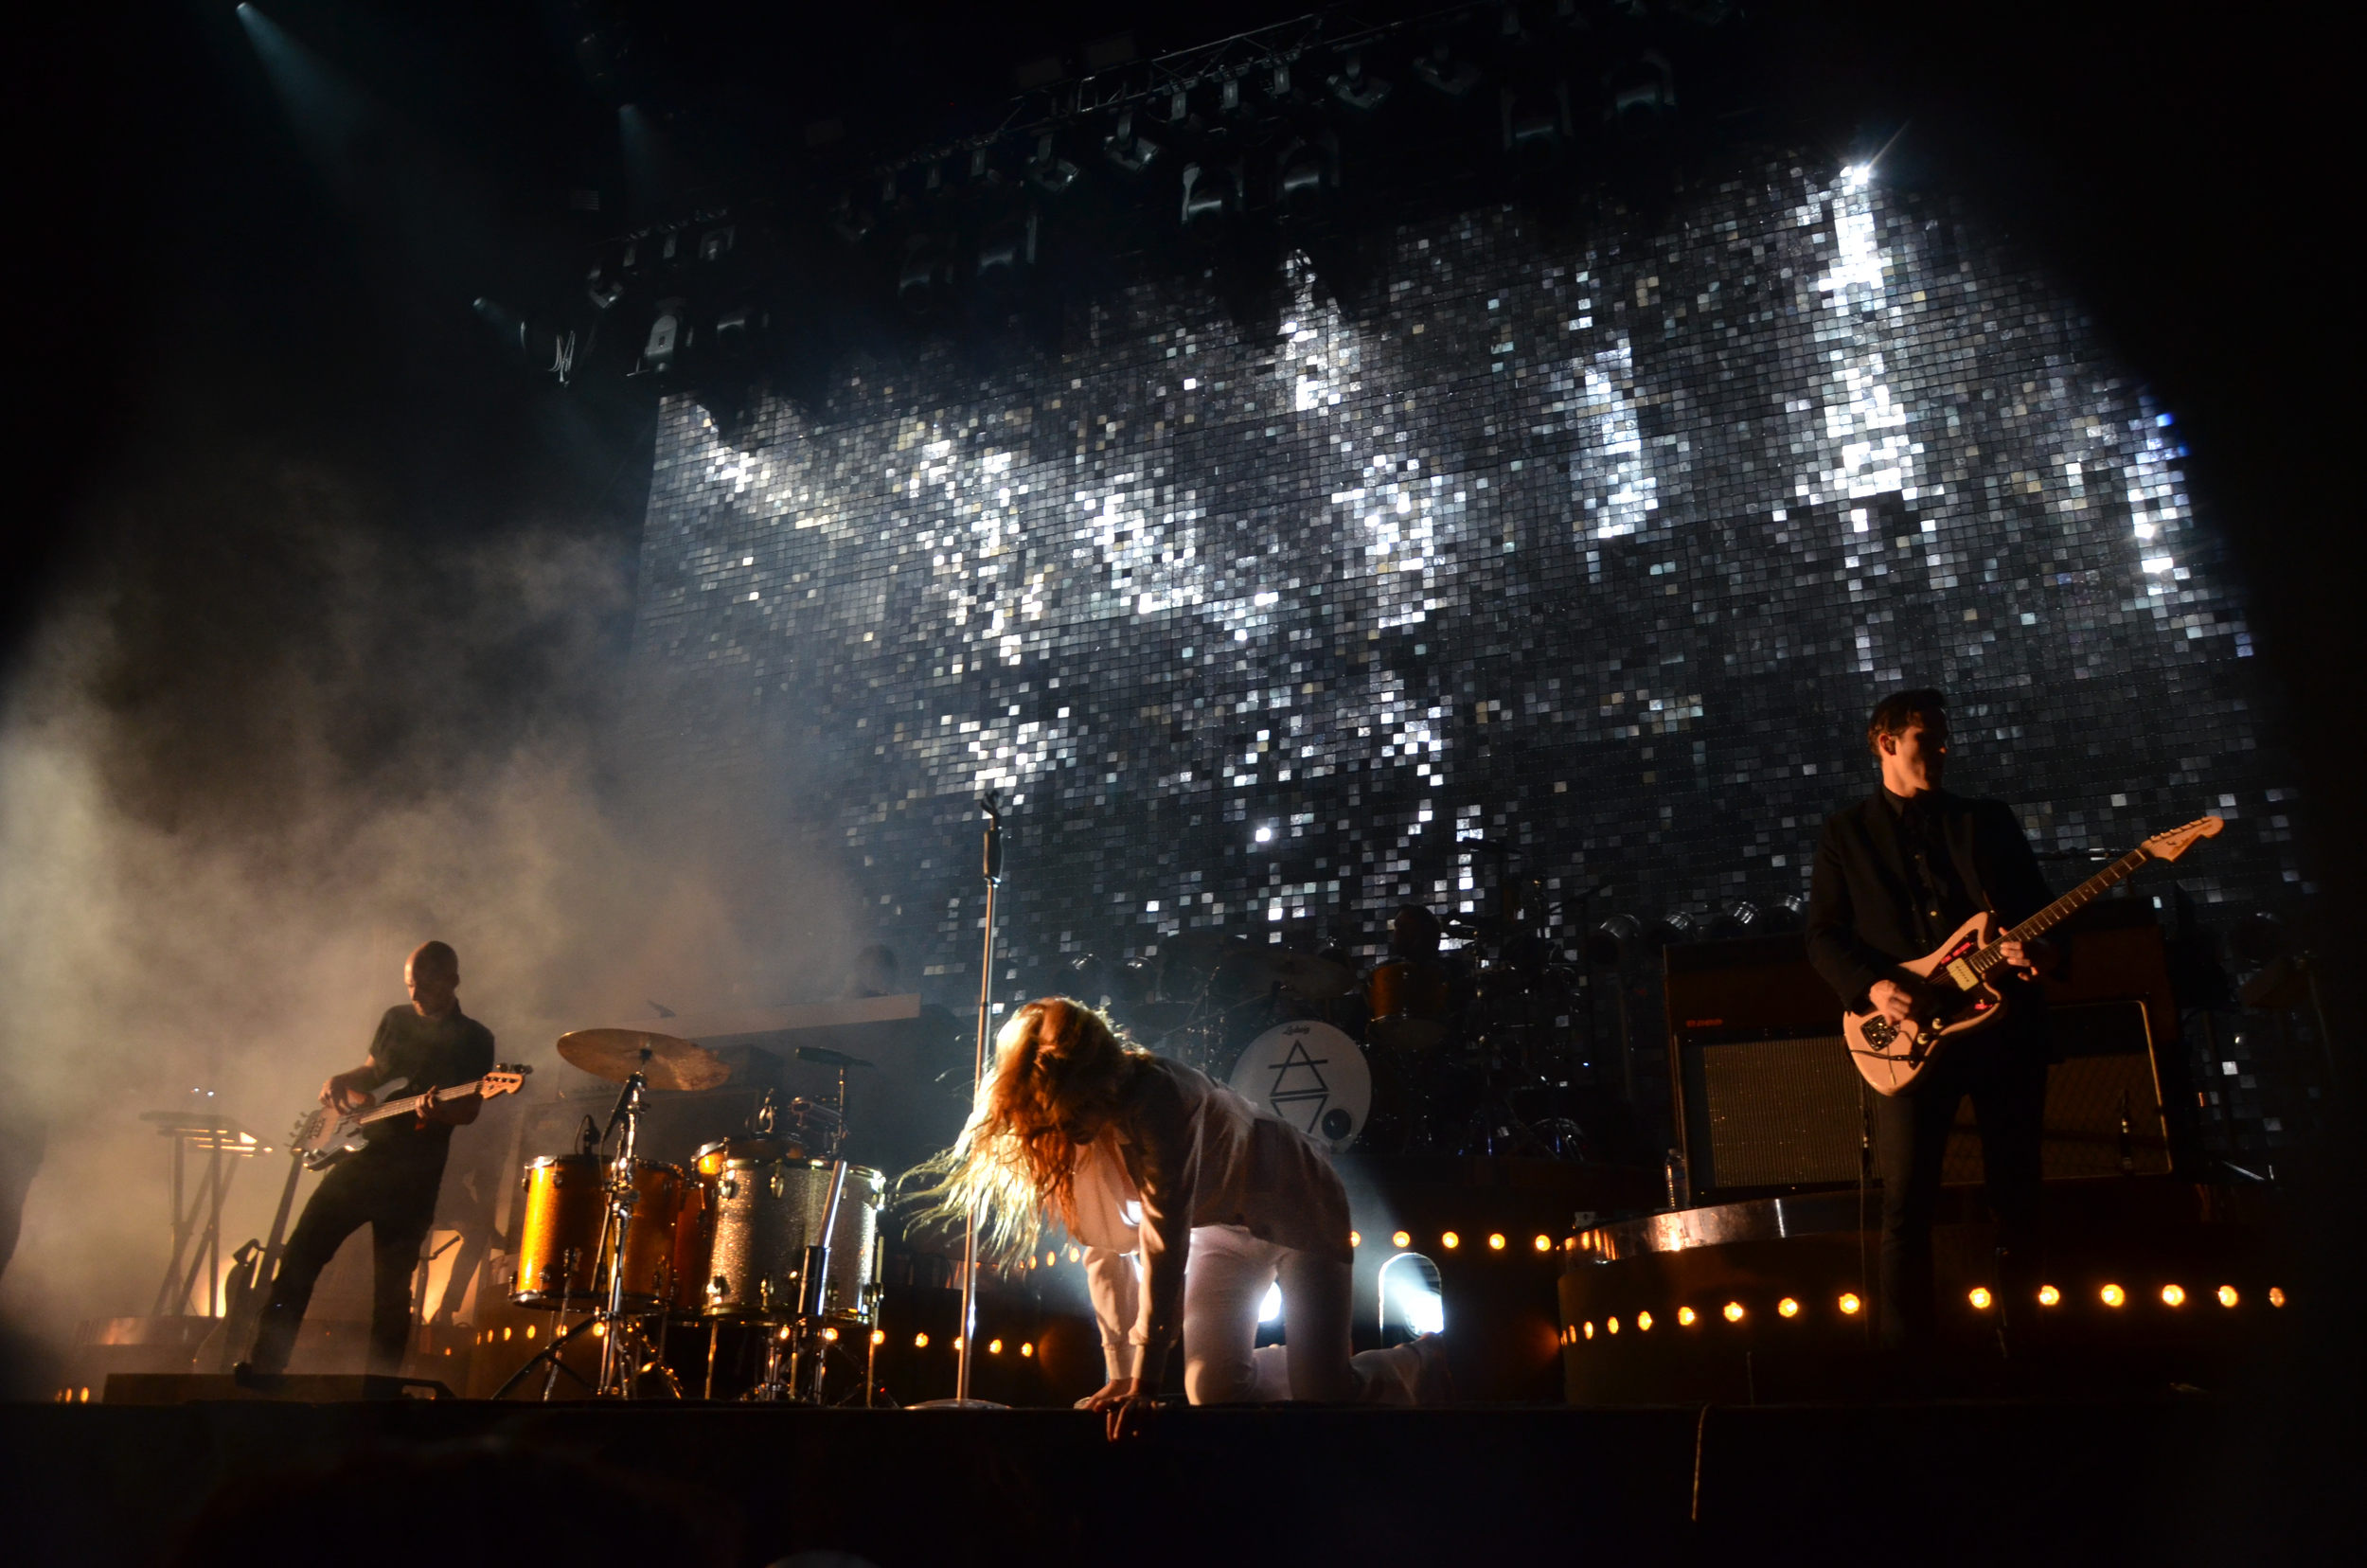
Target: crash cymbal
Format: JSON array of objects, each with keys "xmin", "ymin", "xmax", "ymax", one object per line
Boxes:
[
  {"xmin": 1214, "ymin": 944, "xmax": 1360, "ymax": 1001},
  {"xmin": 556, "ymin": 1028, "xmax": 732, "ymax": 1092}
]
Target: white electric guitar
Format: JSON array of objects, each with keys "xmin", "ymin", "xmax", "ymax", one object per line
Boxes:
[{"xmin": 1843, "ymin": 817, "xmax": 2222, "ymax": 1095}]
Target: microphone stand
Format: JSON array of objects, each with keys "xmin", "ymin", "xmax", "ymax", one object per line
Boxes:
[{"xmin": 954, "ymin": 792, "xmax": 1004, "ymax": 1407}]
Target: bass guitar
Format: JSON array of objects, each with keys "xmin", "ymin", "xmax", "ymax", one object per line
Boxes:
[
  {"xmin": 1843, "ymin": 816, "xmax": 2222, "ymax": 1095},
  {"xmin": 293, "ymin": 1066, "xmax": 532, "ymax": 1170}
]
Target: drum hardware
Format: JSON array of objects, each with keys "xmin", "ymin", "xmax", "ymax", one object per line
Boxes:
[{"xmin": 499, "ymin": 1029, "xmax": 731, "ymax": 1401}]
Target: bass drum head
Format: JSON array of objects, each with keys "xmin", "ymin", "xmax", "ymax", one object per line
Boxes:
[{"xmin": 1227, "ymin": 1020, "xmax": 1371, "ymax": 1154}]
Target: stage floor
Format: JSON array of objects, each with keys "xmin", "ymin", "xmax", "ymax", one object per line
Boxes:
[{"xmin": 0, "ymin": 1393, "xmax": 2326, "ymax": 1568}]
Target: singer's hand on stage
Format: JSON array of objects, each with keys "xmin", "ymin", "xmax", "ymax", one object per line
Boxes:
[
  {"xmin": 1868, "ymin": 978, "xmax": 1916, "ymax": 1024},
  {"xmin": 1102, "ymin": 1391, "xmax": 1161, "ymax": 1441},
  {"xmin": 1076, "ymin": 1376, "xmax": 1138, "ymax": 1412}
]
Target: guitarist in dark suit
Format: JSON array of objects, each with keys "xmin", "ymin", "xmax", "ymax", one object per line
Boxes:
[
  {"xmin": 243, "ymin": 940, "xmax": 496, "ymax": 1377},
  {"xmin": 1805, "ymin": 690, "xmax": 2058, "ymax": 1351}
]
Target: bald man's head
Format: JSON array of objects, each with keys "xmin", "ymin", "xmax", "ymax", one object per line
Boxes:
[{"xmin": 406, "ymin": 941, "xmax": 460, "ymax": 1018}]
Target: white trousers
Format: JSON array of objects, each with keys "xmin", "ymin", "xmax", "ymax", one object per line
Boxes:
[{"xmin": 1181, "ymin": 1223, "xmax": 1424, "ymax": 1406}]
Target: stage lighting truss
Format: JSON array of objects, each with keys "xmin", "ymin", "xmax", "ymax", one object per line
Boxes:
[{"xmin": 552, "ymin": 1, "xmax": 1742, "ymax": 383}]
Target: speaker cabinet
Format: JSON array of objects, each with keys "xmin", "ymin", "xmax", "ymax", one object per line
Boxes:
[{"xmin": 1667, "ymin": 914, "xmax": 2178, "ymax": 1193}]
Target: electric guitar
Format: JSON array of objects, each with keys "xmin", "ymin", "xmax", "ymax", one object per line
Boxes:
[
  {"xmin": 292, "ymin": 1066, "xmax": 532, "ymax": 1170},
  {"xmin": 1843, "ymin": 816, "xmax": 2223, "ymax": 1095}
]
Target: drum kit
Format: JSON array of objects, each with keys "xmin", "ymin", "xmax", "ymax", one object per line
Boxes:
[
  {"xmin": 1088, "ymin": 881, "xmax": 1610, "ymax": 1161},
  {"xmin": 496, "ymin": 1027, "xmax": 886, "ymax": 1404}
]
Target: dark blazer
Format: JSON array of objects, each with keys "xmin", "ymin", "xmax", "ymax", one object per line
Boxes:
[{"xmin": 1805, "ymin": 790, "xmax": 2057, "ymax": 1013}]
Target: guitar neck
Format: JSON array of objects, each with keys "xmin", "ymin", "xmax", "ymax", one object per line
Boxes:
[
  {"xmin": 354, "ymin": 1078, "xmax": 486, "ymax": 1127},
  {"xmin": 1968, "ymin": 848, "xmax": 2150, "ymax": 975}
]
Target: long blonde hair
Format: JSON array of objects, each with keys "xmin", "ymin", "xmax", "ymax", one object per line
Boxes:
[{"xmin": 907, "ymin": 997, "xmax": 1144, "ymax": 1258}]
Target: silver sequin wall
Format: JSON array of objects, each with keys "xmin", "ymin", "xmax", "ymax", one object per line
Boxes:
[{"xmin": 623, "ymin": 155, "xmax": 2308, "ymax": 1146}]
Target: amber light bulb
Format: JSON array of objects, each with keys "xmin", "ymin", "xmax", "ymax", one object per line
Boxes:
[
  {"xmin": 2216, "ymin": 1285, "xmax": 2238, "ymax": 1309},
  {"xmin": 2038, "ymin": 1285, "xmax": 2061, "ymax": 1307},
  {"xmin": 1721, "ymin": 1301, "xmax": 1745, "ymax": 1323},
  {"xmin": 1838, "ymin": 1292, "xmax": 1862, "ymax": 1316},
  {"xmin": 1636, "ymin": 1311, "xmax": 1654, "ymax": 1331},
  {"xmin": 1967, "ymin": 1287, "xmax": 1993, "ymax": 1310},
  {"xmin": 1391, "ymin": 1230, "xmax": 1412, "ymax": 1249},
  {"xmin": 1677, "ymin": 1307, "xmax": 1698, "ymax": 1327},
  {"xmin": 2100, "ymin": 1284, "xmax": 2127, "ymax": 1309},
  {"xmin": 1441, "ymin": 1231, "xmax": 1461, "ymax": 1250}
]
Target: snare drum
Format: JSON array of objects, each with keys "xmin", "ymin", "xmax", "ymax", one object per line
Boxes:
[
  {"xmin": 512, "ymin": 1154, "xmax": 686, "ymax": 1310},
  {"xmin": 1367, "ymin": 958, "xmax": 1451, "ymax": 1051},
  {"xmin": 703, "ymin": 1158, "xmax": 884, "ymax": 1323}
]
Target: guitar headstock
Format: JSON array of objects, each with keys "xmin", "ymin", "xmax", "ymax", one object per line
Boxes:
[
  {"xmin": 482, "ymin": 1065, "xmax": 533, "ymax": 1099},
  {"xmin": 2141, "ymin": 815, "xmax": 2225, "ymax": 864}
]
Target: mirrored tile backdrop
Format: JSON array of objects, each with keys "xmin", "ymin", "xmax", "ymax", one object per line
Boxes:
[{"xmin": 622, "ymin": 156, "xmax": 2307, "ymax": 1142}]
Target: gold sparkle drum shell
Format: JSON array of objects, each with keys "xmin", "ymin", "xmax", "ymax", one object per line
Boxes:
[{"xmin": 703, "ymin": 1159, "xmax": 883, "ymax": 1323}]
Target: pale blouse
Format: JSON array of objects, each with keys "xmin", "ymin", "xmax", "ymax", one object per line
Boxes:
[{"xmin": 1071, "ymin": 1055, "xmax": 1351, "ymax": 1381}]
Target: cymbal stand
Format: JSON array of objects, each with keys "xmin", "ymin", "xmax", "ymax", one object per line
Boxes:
[{"xmin": 595, "ymin": 1067, "xmax": 649, "ymax": 1397}]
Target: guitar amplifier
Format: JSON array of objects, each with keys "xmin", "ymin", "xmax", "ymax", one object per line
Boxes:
[{"xmin": 1667, "ymin": 918, "xmax": 2178, "ymax": 1192}]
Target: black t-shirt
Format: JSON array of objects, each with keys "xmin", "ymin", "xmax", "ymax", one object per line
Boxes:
[{"xmin": 359, "ymin": 1005, "xmax": 497, "ymax": 1163}]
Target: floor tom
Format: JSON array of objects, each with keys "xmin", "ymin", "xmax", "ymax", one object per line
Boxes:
[
  {"xmin": 512, "ymin": 1154, "xmax": 686, "ymax": 1310},
  {"xmin": 703, "ymin": 1158, "xmax": 884, "ymax": 1323}
]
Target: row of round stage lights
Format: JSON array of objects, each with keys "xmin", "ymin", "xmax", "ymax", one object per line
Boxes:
[{"xmin": 1562, "ymin": 1283, "xmax": 2288, "ymax": 1345}]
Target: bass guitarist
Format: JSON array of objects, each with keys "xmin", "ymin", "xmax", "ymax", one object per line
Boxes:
[
  {"xmin": 1805, "ymin": 689, "xmax": 2058, "ymax": 1352},
  {"xmin": 242, "ymin": 940, "xmax": 495, "ymax": 1377}
]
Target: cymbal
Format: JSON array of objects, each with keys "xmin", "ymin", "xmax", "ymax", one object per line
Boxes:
[
  {"xmin": 556, "ymin": 1028, "xmax": 732, "ymax": 1092},
  {"xmin": 1215, "ymin": 944, "xmax": 1360, "ymax": 1001}
]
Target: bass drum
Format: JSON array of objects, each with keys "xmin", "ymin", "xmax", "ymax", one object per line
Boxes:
[
  {"xmin": 1226, "ymin": 1020, "xmax": 1372, "ymax": 1154},
  {"xmin": 512, "ymin": 1154, "xmax": 685, "ymax": 1310},
  {"xmin": 704, "ymin": 1158, "xmax": 884, "ymax": 1323}
]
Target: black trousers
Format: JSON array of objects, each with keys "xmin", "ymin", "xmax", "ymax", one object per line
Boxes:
[
  {"xmin": 1874, "ymin": 1027, "xmax": 2047, "ymax": 1349},
  {"xmin": 247, "ymin": 1148, "xmax": 441, "ymax": 1374}
]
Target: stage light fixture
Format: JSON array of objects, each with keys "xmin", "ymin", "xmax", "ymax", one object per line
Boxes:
[
  {"xmin": 1637, "ymin": 1311, "xmax": 1653, "ymax": 1331},
  {"xmin": 1350, "ymin": 1231, "xmax": 1361, "ymax": 1248},
  {"xmin": 1607, "ymin": 51, "xmax": 1677, "ymax": 131},
  {"xmin": 1582, "ymin": 1321, "xmax": 1593, "ymax": 1339},
  {"xmin": 1328, "ymin": 50, "xmax": 1392, "ymax": 112},
  {"xmin": 988, "ymin": 1339, "xmax": 1003, "ymax": 1354},
  {"xmin": 2217, "ymin": 1286, "xmax": 2239, "ymax": 1308},
  {"xmin": 898, "ymin": 237, "xmax": 955, "ymax": 317},
  {"xmin": 637, "ymin": 296, "xmax": 685, "ymax": 375},
  {"xmin": 1967, "ymin": 1287, "xmax": 1993, "ymax": 1310},
  {"xmin": 914, "ymin": 1332, "xmax": 929, "ymax": 1348},
  {"xmin": 2101, "ymin": 1284, "xmax": 2127, "ymax": 1308},
  {"xmin": 975, "ymin": 209, "xmax": 1038, "ymax": 294},
  {"xmin": 1103, "ymin": 109, "xmax": 1161, "ymax": 176},
  {"xmin": 1414, "ymin": 41, "xmax": 1483, "ymax": 101},
  {"xmin": 1721, "ymin": 1302, "xmax": 1744, "ymax": 1323},
  {"xmin": 952, "ymin": 1337, "xmax": 964, "ymax": 1350},
  {"xmin": 1677, "ymin": 1307, "xmax": 1698, "ymax": 1327},
  {"xmin": 1777, "ymin": 1297, "xmax": 1800, "ymax": 1318},
  {"xmin": 2038, "ymin": 1285, "xmax": 2061, "ymax": 1306},
  {"xmin": 1607, "ymin": 1317, "xmax": 1620, "ymax": 1334},
  {"xmin": 2269, "ymin": 1288, "xmax": 2286, "ymax": 1307},
  {"xmin": 2162, "ymin": 1285, "xmax": 2186, "ymax": 1308},
  {"xmin": 1500, "ymin": 81, "xmax": 1572, "ymax": 163},
  {"xmin": 525, "ymin": 1326, "xmax": 536, "ymax": 1340},
  {"xmin": 1487, "ymin": 1233, "xmax": 1506, "ymax": 1251},
  {"xmin": 1022, "ymin": 1343, "xmax": 1034, "ymax": 1358},
  {"xmin": 1258, "ymin": 1283, "xmax": 1283, "ymax": 1324},
  {"xmin": 1179, "ymin": 162, "xmax": 1236, "ymax": 241},
  {"xmin": 1838, "ymin": 1292, "xmax": 1861, "ymax": 1315},
  {"xmin": 871, "ymin": 1329, "xmax": 885, "ymax": 1345},
  {"xmin": 822, "ymin": 1327, "xmax": 840, "ymax": 1342},
  {"xmin": 1533, "ymin": 1235, "xmax": 1551, "ymax": 1253},
  {"xmin": 1442, "ymin": 1231, "xmax": 1461, "ymax": 1249},
  {"xmin": 1392, "ymin": 1230, "xmax": 1411, "ymax": 1248}
]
